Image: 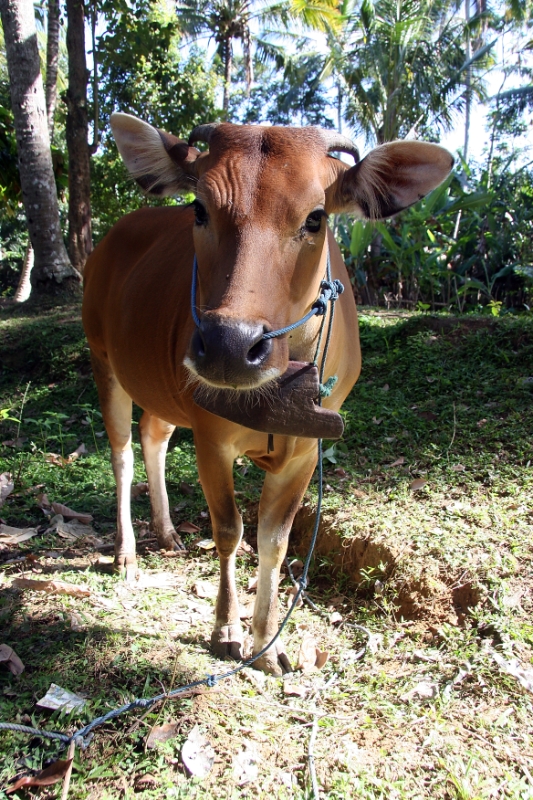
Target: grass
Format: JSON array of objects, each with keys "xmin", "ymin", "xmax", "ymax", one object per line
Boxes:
[{"xmin": 0, "ymin": 298, "xmax": 532, "ymax": 799}]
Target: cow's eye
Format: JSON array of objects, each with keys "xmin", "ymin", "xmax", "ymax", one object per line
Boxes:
[
  {"xmin": 193, "ymin": 200, "xmax": 208, "ymax": 226},
  {"xmin": 304, "ymin": 210, "xmax": 324, "ymax": 233}
]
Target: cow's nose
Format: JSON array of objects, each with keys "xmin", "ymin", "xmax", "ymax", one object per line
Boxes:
[{"xmin": 189, "ymin": 315, "xmax": 273, "ymax": 387}]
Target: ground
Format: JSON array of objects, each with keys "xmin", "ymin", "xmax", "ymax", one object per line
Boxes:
[{"xmin": 0, "ymin": 299, "xmax": 532, "ymax": 799}]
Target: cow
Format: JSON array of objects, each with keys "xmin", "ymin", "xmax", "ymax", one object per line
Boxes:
[{"xmin": 82, "ymin": 113, "xmax": 453, "ymax": 674}]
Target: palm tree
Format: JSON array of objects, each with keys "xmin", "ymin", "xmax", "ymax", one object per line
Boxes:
[
  {"xmin": 176, "ymin": 0, "xmax": 340, "ymax": 112},
  {"xmin": 335, "ymin": 0, "xmax": 494, "ymax": 145}
]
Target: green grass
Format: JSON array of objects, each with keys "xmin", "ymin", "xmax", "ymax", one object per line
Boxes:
[{"xmin": 1, "ymin": 300, "xmax": 532, "ymax": 799}]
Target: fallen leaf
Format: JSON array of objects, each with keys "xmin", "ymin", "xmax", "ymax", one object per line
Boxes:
[
  {"xmin": 36, "ymin": 684, "xmax": 86, "ymax": 712},
  {"xmin": 283, "ymin": 681, "xmax": 308, "ymax": 697},
  {"xmin": 287, "ymin": 584, "xmax": 303, "ymax": 607},
  {"xmin": 493, "ymin": 652, "xmax": 533, "ymax": 694},
  {"xmin": 36, "ymin": 492, "xmax": 50, "ymax": 509},
  {"xmin": 0, "ymin": 644, "xmax": 24, "ymax": 675},
  {"xmin": 450, "ymin": 464, "xmax": 466, "ymax": 472},
  {"xmin": 193, "ymin": 538, "xmax": 216, "ymax": 550},
  {"xmin": 68, "ymin": 443, "xmax": 87, "ymax": 461},
  {"xmin": 400, "ymin": 681, "xmax": 439, "ymax": 702},
  {"xmin": 477, "ymin": 418, "xmax": 488, "ymax": 427},
  {"xmin": 372, "ymin": 417, "xmax": 382, "ymax": 425},
  {"xmin": 410, "ymin": 478, "xmax": 427, "ymax": 492},
  {"xmin": 381, "ymin": 383, "xmax": 389, "ymax": 391},
  {"xmin": 6, "ymin": 759, "xmax": 73, "ymax": 793},
  {"xmin": 417, "ymin": 411, "xmax": 437, "ymax": 421},
  {"xmin": 50, "ymin": 502, "xmax": 93, "ymax": 524},
  {"xmin": 13, "ymin": 578, "xmax": 91, "ymax": 597},
  {"xmin": 193, "ymin": 580, "xmax": 217, "ymax": 599},
  {"xmin": 237, "ymin": 539, "xmax": 254, "ymax": 556},
  {"xmin": 2, "ymin": 437, "xmax": 27, "ymax": 448},
  {"xmin": 131, "ymin": 482, "xmax": 150, "ymax": 498},
  {"xmin": 69, "ymin": 612, "xmax": 85, "ymax": 632},
  {"xmin": 146, "ymin": 722, "xmax": 179, "ymax": 749},
  {"xmin": 296, "ymin": 633, "xmax": 319, "ymax": 673},
  {"xmin": 181, "ymin": 725, "xmax": 215, "ymax": 778},
  {"xmin": 135, "ymin": 774, "xmax": 158, "ymax": 787},
  {"xmin": 232, "ymin": 746, "xmax": 259, "ymax": 785},
  {"xmin": 329, "ymin": 611, "xmax": 343, "ymax": 625},
  {"xmin": 239, "ymin": 601, "xmax": 254, "ymax": 620},
  {"xmin": 247, "ymin": 576, "xmax": 258, "ymax": 592},
  {"xmin": 47, "ymin": 515, "xmax": 95, "ymax": 540},
  {"xmin": 177, "ymin": 521, "xmax": 200, "ymax": 534},
  {"xmin": 179, "ymin": 481, "xmax": 195, "ymax": 496},
  {"xmin": 315, "ymin": 649, "xmax": 329, "ymax": 669},
  {"xmin": 388, "ymin": 457, "xmax": 405, "ymax": 468},
  {"xmin": 0, "ymin": 473, "xmax": 14, "ymax": 507},
  {"xmin": 0, "ymin": 524, "xmax": 39, "ymax": 545}
]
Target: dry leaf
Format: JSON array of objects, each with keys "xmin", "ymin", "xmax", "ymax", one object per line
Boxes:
[
  {"xmin": 232, "ymin": 746, "xmax": 259, "ymax": 785},
  {"xmin": 239, "ymin": 601, "xmax": 254, "ymax": 620},
  {"xmin": 388, "ymin": 457, "xmax": 405, "ymax": 468},
  {"xmin": 36, "ymin": 492, "xmax": 50, "ymax": 509},
  {"xmin": 0, "ymin": 644, "xmax": 24, "ymax": 675},
  {"xmin": 13, "ymin": 578, "xmax": 91, "ymax": 597},
  {"xmin": 69, "ymin": 612, "xmax": 85, "ymax": 632},
  {"xmin": 6, "ymin": 759, "xmax": 73, "ymax": 794},
  {"xmin": 329, "ymin": 611, "xmax": 343, "ymax": 625},
  {"xmin": 47, "ymin": 515, "xmax": 95, "ymax": 540},
  {"xmin": 236, "ymin": 539, "xmax": 255, "ymax": 556},
  {"xmin": 68, "ymin": 443, "xmax": 87, "ymax": 461},
  {"xmin": 297, "ymin": 633, "xmax": 319, "ymax": 672},
  {"xmin": 477, "ymin": 418, "xmax": 488, "ymax": 427},
  {"xmin": 400, "ymin": 681, "xmax": 439, "ymax": 702},
  {"xmin": 247, "ymin": 576, "xmax": 258, "ymax": 592},
  {"xmin": 410, "ymin": 478, "xmax": 427, "ymax": 492},
  {"xmin": 0, "ymin": 473, "xmax": 14, "ymax": 507},
  {"xmin": 2, "ymin": 437, "xmax": 27, "ymax": 448},
  {"xmin": 283, "ymin": 681, "xmax": 308, "ymax": 697},
  {"xmin": 36, "ymin": 684, "xmax": 86, "ymax": 712},
  {"xmin": 315, "ymin": 649, "xmax": 329, "ymax": 669},
  {"xmin": 146, "ymin": 722, "xmax": 179, "ymax": 749},
  {"xmin": 493, "ymin": 652, "xmax": 533, "ymax": 694},
  {"xmin": 0, "ymin": 524, "xmax": 38, "ymax": 544},
  {"xmin": 179, "ymin": 481, "xmax": 195, "ymax": 496},
  {"xmin": 131, "ymin": 482, "xmax": 150, "ymax": 498},
  {"xmin": 135, "ymin": 775, "xmax": 157, "ymax": 788},
  {"xmin": 177, "ymin": 521, "xmax": 200, "ymax": 534},
  {"xmin": 50, "ymin": 502, "xmax": 93, "ymax": 524},
  {"xmin": 193, "ymin": 538, "xmax": 216, "ymax": 550},
  {"xmin": 288, "ymin": 559, "xmax": 303, "ymax": 580},
  {"xmin": 417, "ymin": 411, "xmax": 437, "ymax": 421},
  {"xmin": 372, "ymin": 417, "xmax": 382, "ymax": 425},
  {"xmin": 450, "ymin": 464, "xmax": 466, "ymax": 472},
  {"xmin": 193, "ymin": 580, "xmax": 217, "ymax": 599},
  {"xmin": 181, "ymin": 725, "xmax": 215, "ymax": 778}
]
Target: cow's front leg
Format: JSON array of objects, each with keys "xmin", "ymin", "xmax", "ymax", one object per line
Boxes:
[
  {"xmin": 139, "ymin": 412, "xmax": 185, "ymax": 551},
  {"xmin": 91, "ymin": 356, "xmax": 137, "ymax": 580},
  {"xmin": 194, "ymin": 437, "xmax": 243, "ymax": 660},
  {"xmin": 253, "ymin": 449, "xmax": 317, "ymax": 675}
]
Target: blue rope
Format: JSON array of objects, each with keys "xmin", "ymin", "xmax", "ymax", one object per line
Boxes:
[{"xmin": 1, "ymin": 246, "xmax": 342, "ymax": 752}]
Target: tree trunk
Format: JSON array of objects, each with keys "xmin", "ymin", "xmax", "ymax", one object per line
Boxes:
[
  {"xmin": 45, "ymin": 0, "xmax": 60, "ymax": 139},
  {"xmin": 66, "ymin": 0, "xmax": 92, "ymax": 272},
  {"xmin": 0, "ymin": 0, "xmax": 80, "ymax": 295},
  {"xmin": 13, "ymin": 241, "xmax": 34, "ymax": 302},
  {"xmin": 222, "ymin": 37, "xmax": 232, "ymax": 113}
]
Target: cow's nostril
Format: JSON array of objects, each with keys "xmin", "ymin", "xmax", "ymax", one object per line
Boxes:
[
  {"xmin": 192, "ymin": 329, "xmax": 206, "ymax": 359},
  {"xmin": 246, "ymin": 336, "xmax": 271, "ymax": 366}
]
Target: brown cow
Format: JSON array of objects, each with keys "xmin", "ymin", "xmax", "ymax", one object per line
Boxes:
[{"xmin": 83, "ymin": 114, "xmax": 452, "ymax": 674}]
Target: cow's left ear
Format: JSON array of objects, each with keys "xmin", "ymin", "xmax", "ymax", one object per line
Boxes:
[{"xmin": 330, "ymin": 141, "xmax": 454, "ymax": 219}]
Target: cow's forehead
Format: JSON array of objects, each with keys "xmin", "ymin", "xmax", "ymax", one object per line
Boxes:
[{"xmin": 195, "ymin": 124, "xmax": 330, "ymax": 218}]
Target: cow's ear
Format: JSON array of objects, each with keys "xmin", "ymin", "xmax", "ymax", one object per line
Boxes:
[
  {"xmin": 331, "ymin": 141, "xmax": 454, "ymax": 219},
  {"xmin": 110, "ymin": 112, "xmax": 202, "ymax": 196}
]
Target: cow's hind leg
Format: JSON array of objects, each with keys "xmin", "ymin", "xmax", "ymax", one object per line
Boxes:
[
  {"xmin": 252, "ymin": 449, "xmax": 317, "ymax": 675},
  {"xmin": 91, "ymin": 356, "xmax": 137, "ymax": 580},
  {"xmin": 194, "ymin": 436, "xmax": 243, "ymax": 660},
  {"xmin": 139, "ymin": 412, "xmax": 184, "ymax": 551}
]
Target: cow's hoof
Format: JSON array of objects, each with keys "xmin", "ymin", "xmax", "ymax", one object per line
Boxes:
[
  {"xmin": 252, "ymin": 641, "xmax": 292, "ymax": 676},
  {"xmin": 211, "ymin": 624, "xmax": 243, "ymax": 661},
  {"xmin": 156, "ymin": 529, "xmax": 186, "ymax": 552},
  {"xmin": 114, "ymin": 554, "xmax": 138, "ymax": 582}
]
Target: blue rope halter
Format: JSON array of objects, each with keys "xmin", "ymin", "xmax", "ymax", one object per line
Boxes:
[{"xmin": 190, "ymin": 251, "xmax": 344, "ymax": 338}]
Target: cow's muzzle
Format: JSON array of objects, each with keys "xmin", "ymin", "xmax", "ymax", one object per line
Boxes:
[{"xmin": 187, "ymin": 314, "xmax": 279, "ymax": 388}]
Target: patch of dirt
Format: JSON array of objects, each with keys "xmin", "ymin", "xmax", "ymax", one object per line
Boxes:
[{"xmin": 289, "ymin": 505, "xmax": 481, "ymax": 623}]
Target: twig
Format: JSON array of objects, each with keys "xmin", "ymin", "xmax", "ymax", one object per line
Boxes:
[
  {"xmin": 308, "ymin": 714, "xmax": 320, "ymax": 800},
  {"xmin": 447, "ymin": 401, "xmax": 457, "ymax": 458},
  {"xmin": 60, "ymin": 741, "xmax": 75, "ymax": 800}
]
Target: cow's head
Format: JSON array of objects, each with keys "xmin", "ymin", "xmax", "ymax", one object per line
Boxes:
[{"xmin": 111, "ymin": 113, "xmax": 453, "ymax": 390}]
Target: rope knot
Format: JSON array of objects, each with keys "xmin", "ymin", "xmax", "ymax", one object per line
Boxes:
[
  {"xmin": 299, "ymin": 577, "xmax": 308, "ymax": 591},
  {"xmin": 319, "ymin": 375, "xmax": 338, "ymax": 397},
  {"xmin": 206, "ymin": 674, "xmax": 219, "ymax": 688}
]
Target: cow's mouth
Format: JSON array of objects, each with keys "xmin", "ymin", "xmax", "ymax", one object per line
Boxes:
[{"xmin": 191, "ymin": 360, "xmax": 345, "ymax": 440}]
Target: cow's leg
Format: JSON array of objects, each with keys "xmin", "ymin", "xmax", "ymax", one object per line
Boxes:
[
  {"xmin": 139, "ymin": 412, "xmax": 184, "ymax": 551},
  {"xmin": 91, "ymin": 356, "xmax": 137, "ymax": 580},
  {"xmin": 194, "ymin": 437, "xmax": 243, "ymax": 660},
  {"xmin": 252, "ymin": 449, "xmax": 317, "ymax": 675}
]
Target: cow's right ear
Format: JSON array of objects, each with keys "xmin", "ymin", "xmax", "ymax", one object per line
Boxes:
[
  {"xmin": 330, "ymin": 140, "xmax": 454, "ymax": 219},
  {"xmin": 110, "ymin": 112, "xmax": 202, "ymax": 196}
]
